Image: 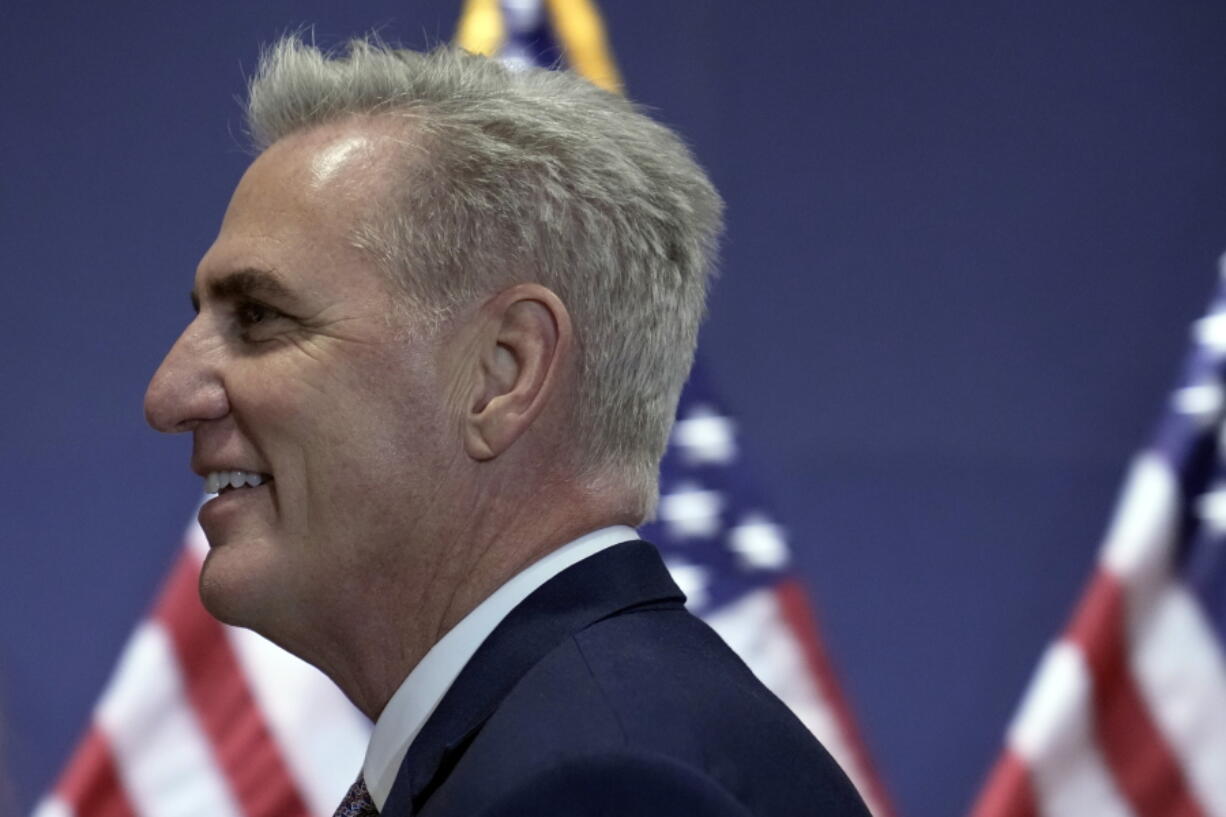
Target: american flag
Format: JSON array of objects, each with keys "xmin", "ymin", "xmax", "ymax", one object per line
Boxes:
[
  {"xmin": 32, "ymin": 2, "xmax": 894, "ymax": 816},
  {"xmin": 970, "ymin": 265, "xmax": 1226, "ymax": 817}
]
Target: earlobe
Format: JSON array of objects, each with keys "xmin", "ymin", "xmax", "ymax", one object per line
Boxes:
[{"xmin": 463, "ymin": 285, "xmax": 570, "ymax": 461}]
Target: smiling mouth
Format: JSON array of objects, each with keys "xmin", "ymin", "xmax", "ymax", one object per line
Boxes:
[{"xmin": 205, "ymin": 470, "xmax": 274, "ymax": 495}]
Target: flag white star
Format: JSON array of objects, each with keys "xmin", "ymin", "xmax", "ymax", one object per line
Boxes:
[
  {"xmin": 658, "ymin": 482, "xmax": 725, "ymax": 540},
  {"xmin": 1172, "ymin": 383, "xmax": 1224, "ymax": 426},
  {"xmin": 728, "ymin": 513, "xmax": 790, "ymax": 570},
  {"xmin": 671, "ymin": 404, "xmax": 737, "ymax": 466},
  {"xmin": 1193, "ymin": 313, "xmax": 1226, "ymax": 355},
  {"xmin": 1196, "ymin": 487, "xmax": 1226, "ymax": 535}
]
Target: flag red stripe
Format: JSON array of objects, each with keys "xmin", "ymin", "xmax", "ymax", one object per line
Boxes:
[
  {"xmin": 155, "ymin": 550, "xmax": 312, "ymax": 817},
  {"xmin": 968, "ymin": 748, "xmax": 1038, "ymax": 817},
  {"xmin": 1068, "ymin": 569, "xmax": 1206, "ymax": 817},
  {"xmin": 56, "ymin": 727, "xmax": 137, "ymax": 817},
  {"xmin": 775, "ymin": 579, "xmax": 896, "ymax": 817}
]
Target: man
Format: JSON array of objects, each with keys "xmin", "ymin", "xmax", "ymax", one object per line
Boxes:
[{"xmin": 144, "ymin": 35, "xmax": 869, "ymax": 817}]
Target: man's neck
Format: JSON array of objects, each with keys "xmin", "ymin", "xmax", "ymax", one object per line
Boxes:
[
  {"xmin": 360, "ymin": 524, "xmax": 639, "ymax": 808},
  {"xmin": 332, "ymin": 493, "xmax": 637, "ymax": 720}
]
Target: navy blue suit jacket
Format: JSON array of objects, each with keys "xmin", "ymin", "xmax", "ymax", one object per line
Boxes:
[{"xmin": 382, "ymin": 541, "xmax": 871, "ymax": 817}]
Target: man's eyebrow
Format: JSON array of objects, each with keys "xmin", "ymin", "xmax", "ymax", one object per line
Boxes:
[{"xmin": 190, "ymin": 269, "xmax": 293, "ymax": 313}]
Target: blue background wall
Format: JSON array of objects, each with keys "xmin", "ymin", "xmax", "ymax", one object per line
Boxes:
[{"xmin": 4, "ymin": 3, "xmax": 1226, "ymax": 816}]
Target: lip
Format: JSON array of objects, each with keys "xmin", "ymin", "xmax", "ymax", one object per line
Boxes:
[{"xmin": 197, "ymin": 482, "xmax": 273, "ymax": 542}]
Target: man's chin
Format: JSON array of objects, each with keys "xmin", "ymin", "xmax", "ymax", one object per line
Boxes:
[
  {"xmin": 197, "ymin": 541, "xmax": 278, "ymax": 631},
  {"xmin": 198, "ymin": 555, "xmax": 250, "ymax": 628}
]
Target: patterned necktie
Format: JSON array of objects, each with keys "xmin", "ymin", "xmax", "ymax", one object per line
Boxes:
[{"xmin": 334, "ymin": 775, "xmax": 380, "ymax": 817}]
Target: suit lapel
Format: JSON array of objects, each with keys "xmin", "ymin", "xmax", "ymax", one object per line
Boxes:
[{"xmin": 381, "ymin": 540, "xmax": 684, "ymax": 816}]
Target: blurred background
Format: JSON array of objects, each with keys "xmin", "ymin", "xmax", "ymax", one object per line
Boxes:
[{"xmin": 4, "ymin": 2, "xmax": 1226, "ymax": 817}]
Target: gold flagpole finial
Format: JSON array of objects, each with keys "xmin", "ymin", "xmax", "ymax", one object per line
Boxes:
[
  {"xmin": 455, "ymin": 0, "xmax": 506, "ymax": 56},
  {"xmin": 546, "ymin": 0, "xmax": 624, "ymax": 94}
]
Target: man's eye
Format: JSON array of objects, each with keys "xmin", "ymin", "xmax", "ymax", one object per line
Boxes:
[
  {"xmin": 236, "ymin": 301, "xmax": 274, "ymax": 326},
  {"xmin": 234, "ymin": 301, "xmax": 289, "ymax": 341}
]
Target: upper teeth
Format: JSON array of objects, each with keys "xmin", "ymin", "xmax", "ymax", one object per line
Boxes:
[{"xmin": 206, "ymin": 470, "xmax": 269, "ymax": 494}]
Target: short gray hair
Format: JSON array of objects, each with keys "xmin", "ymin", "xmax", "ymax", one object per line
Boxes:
[{"xmin": 245, "ymin": 35, "xmax": 723, "ymax": 516}]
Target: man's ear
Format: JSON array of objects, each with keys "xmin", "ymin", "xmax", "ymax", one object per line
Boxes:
[{"xmin": 463, "ymin": 284, "xmax": 572, "ymax": 461}]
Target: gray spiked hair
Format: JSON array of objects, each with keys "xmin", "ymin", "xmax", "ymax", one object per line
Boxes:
[{"xmin": 244, "ymin": 35, "xmax": 723, "ymax": 516}]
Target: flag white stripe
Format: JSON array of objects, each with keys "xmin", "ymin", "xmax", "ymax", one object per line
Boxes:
[
  {"xmin": 185, "ymin": 520, "xmax": 208, "ymax": 561},
  {"xmin": 1127, "ymin": 581, "xmax": 1226, "ymax": 817},
  {"xmin": 225, "ymin": 623, "xmax": 371, "ymax": 816},
  {"xmin": 95, "ymin": 623, "xmax": 242, "ymax": 817},
  {"xmin": 704, "ymin": 587, "xmax": 885, "ymax": 817},
  {"xmin": 1100, "ymin": 455, "xmax": 1179, "ymax": 584},
  {"xmin": 1099, "ymin": 453, "xmax": 1226, "ymax": 817},
  {"xmin": 31, "ymin": 795, "xmax": 73, "ymax": 817},
  {"xmin": 1007, "ymin": 642, "xmax": 1134, "ymax": 817}
]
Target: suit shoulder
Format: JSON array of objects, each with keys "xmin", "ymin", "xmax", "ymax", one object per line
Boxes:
[
  {"xmin": 446, "ymin": 607, "xmax": 870, "ymax": 817},
  {"xmin": 571, "ymin": 608, "xmax": 826, "ymax": 755},
  {"xmin": 475, "ymin": 750, "xmax": 755, "ymax": 817}
]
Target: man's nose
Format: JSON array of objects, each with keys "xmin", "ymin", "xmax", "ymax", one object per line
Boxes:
[{"xmin": 144, "ymin": 320, "xmax": 230, "ymax": 433}]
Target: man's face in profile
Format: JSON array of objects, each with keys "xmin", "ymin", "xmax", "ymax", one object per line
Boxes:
[{"xmin": 144, "ymin": 123, "xmax": 462, "ymax": 649}]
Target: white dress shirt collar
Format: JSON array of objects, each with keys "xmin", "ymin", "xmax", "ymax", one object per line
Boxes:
[{"xmin": 362, "ymin": 525, "xmax": 638, "ymax": 810}]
